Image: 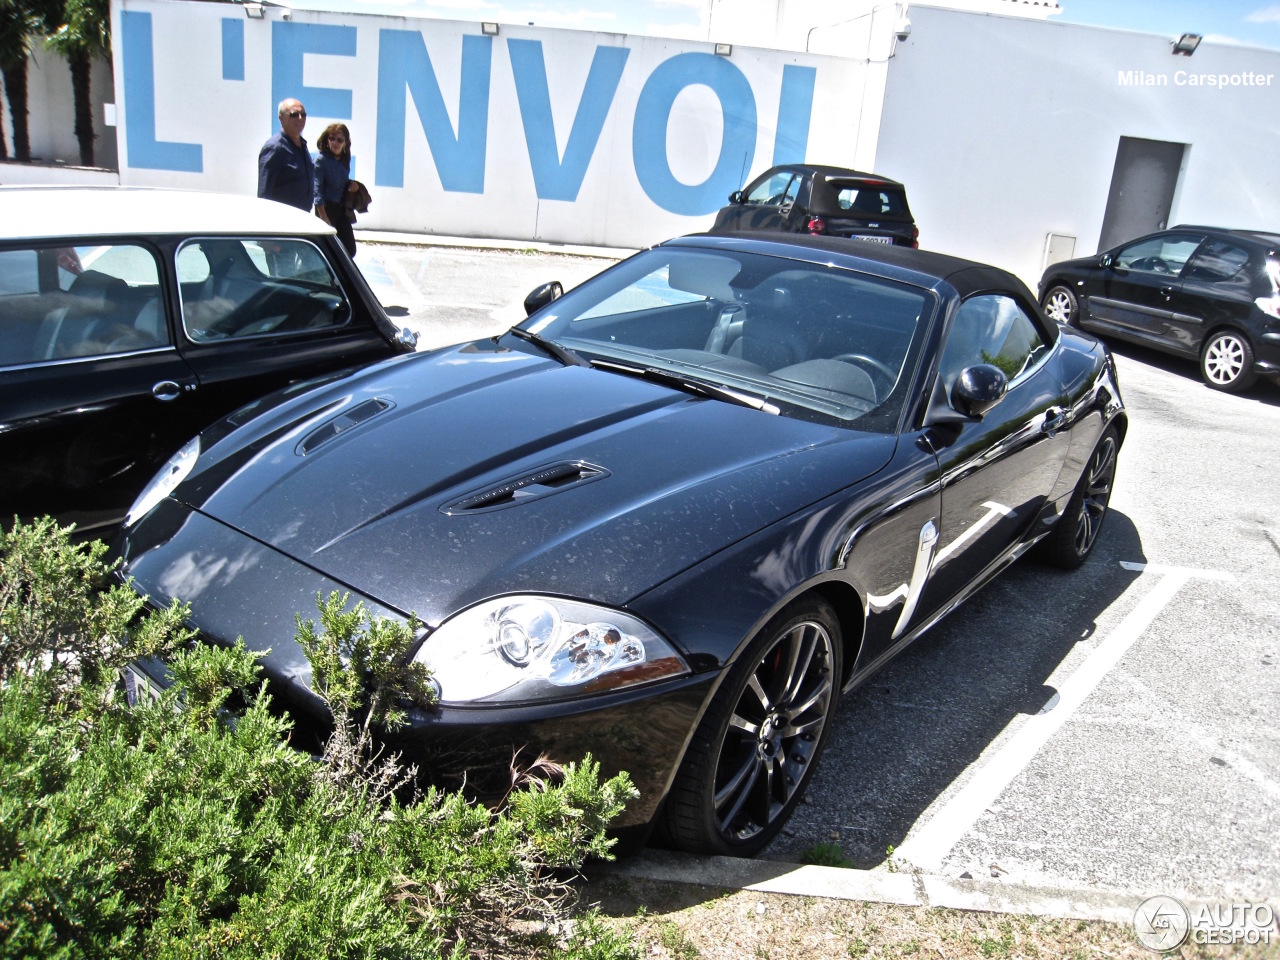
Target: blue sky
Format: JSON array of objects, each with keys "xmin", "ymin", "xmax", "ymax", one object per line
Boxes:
[
  {"xmin": 1056, "ymin": 0, "xmax": 1280, "ymax": 49},
  {"xmin": 288, "ymin": 0, "xmax": 1280, "ymax": 52}
]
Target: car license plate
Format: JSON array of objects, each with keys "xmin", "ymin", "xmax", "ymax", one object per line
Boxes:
[
  {"xmin": 123, "ymin": 662, "xmax": 165, "ymax": 707},
  {"xmin": 855, "ymin": 235, "xmax": 893, "ymax": 244}
]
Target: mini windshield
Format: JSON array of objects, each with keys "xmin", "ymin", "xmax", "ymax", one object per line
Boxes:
[{"xmin": 520, "ymin": 246, "xmax": 934, "ymax": 432}]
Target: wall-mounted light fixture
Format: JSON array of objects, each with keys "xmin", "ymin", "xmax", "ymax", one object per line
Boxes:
[
  {"xmin": 242, "ymin": 2, "xmax": 265, "ymax": 18},
  {"xmin": 481, "ymin": 22, "xmax": 500, "ymax": 36},
  {"xmin": 714, "ymin": 42, "xmax": 732, "ymax": 57},
  {"xmin": 1171, "ymin": 33, "xmax": 1201, "ymax": 56}
]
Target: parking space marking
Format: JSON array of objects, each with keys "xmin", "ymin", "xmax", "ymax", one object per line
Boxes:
[
  {"xmin": 893, "ymin": 561, "xmax": 1237, "ymax": 873},
  {"xmin": 383, "ymin": 253, "xmax": 427, "ymax": 305}
]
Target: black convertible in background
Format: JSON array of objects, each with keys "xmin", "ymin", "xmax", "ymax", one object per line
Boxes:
[{"xmin": 117, "ymin": 233, "xmax": 1125, "ymax": 856}]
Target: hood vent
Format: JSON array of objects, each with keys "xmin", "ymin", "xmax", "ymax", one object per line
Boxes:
[
  {"xmin": 296, "ymin": 398, "xmax": 393, "ymax": 456},
  {"xmin": 442, "ymin": 461, "xmax": 609, "ymax": 515}
]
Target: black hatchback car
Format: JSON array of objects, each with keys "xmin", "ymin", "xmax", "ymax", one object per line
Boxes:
[
  {"xmin": 0, "ymin": 186, "xmax": 416, "ymax": 535},
  {"xmin": 1038, "ymin": 226, "xmax": 1280, "ymax": 392},
  {"xmin": 710, "ymin": 164, "xmax": 918, "ymax": 247}
]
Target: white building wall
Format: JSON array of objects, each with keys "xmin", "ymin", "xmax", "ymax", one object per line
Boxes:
[
  {"xmin": 875, "ymin": 7, "xmax": 1280, "ymax": 286},
  {"xmin": 109, "ymin": 0, "xmax": 883, "ymax": 250}
]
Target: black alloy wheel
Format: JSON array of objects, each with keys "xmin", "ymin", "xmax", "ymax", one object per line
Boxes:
[
  {"xmin": 1038, "ymin": 426, "xmax": 1119, "ymax": 569},
  {"xmin": 663, "ymin": 596, "xmax": 842, "ymax": 855},
  {"xmin": 1041, "ymin": 285, "xmax": 1079, "ymax": 326},
  {"xmin": 1200, "ymin": 330, "xmax": 1257, "ymax": 392}
]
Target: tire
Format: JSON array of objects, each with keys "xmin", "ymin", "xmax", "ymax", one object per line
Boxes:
[
  {"xmin": 1038, "ymin": 426, "xmax": 1119, "ymax": 570},
  {"xmin": 1200, "ymin": 330, "xmax": 1257, "ymax": 392},
  {"xmin": 1041, "ymin": 285, "xmax": 1079, "ymax": 326},
  {"xmin": 663, "ymin": 596, "xmax": 842, "ymax": 856}
]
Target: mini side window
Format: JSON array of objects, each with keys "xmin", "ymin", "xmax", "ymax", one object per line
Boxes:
[
  {"xmin": 0, "ymin": 243, "xmax": 166, "ymax": 367},
  {"xmin": 745, "ymin": 172, "xmax": 797, "ymax": 207},
  {"xmin": 177, "ymin": 237, "xmax": 351, "ymax": 343}
]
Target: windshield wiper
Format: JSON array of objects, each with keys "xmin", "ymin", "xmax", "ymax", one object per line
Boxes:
[
  {"xmin": 590, "ymin": 359, "xmax": 779, "ymax": 415},
  {"xmin": 506, "ymin": 327, "xmax": 588, "ymax": 367}
]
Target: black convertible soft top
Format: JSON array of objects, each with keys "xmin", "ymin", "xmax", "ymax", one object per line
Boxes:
[{"xmin": 674, "ymin": 232, "xmax": 1037, "ymax": 302}]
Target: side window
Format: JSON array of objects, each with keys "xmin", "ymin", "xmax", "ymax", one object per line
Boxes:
[
  {"xmin": 1184, "ymin": 240, "xmax": 1251, "ymax": 282},
  {"xmin": 0, "ymin": 249, "xmax": 40, "ymax": 295},
  {"xmin": 0, "ymin": 243, "xmax": 166, "ymax": 367},
  {"xmin": 177, "ymin": 238, "xmax": 351, "ymax": 343},
  {"xmin": 1114, "ymin": 235, "xmax": 1202, "ymax": 275},
  {"xmin": 939, "ymin": 294, "xmax": 1048, "ymax": 393},
  {"xmin": 745, "ymin": 172, "xmax": 797, "ymax": 206}
]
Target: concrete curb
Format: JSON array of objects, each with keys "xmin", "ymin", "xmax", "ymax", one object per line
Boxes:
[
  {"xmin": 590, "ymin": 850, "xmax": 1145, "ymax": 924},
  {"xmin": 355, "ymin": 228, "xmax": 634, "ymax": 260}
]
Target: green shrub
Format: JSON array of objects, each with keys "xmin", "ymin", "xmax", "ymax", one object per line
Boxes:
[{"xmin": 0, "ymin": 519, "xmax": 639, "ymax": 959}]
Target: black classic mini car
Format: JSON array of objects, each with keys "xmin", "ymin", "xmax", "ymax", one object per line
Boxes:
[
  {"xmin": 1039, "ymin": 225, "xmax": 1280, "ymax": 392},
  {"xmin": 711, "ymin": 164, "xmax": 918, "ymax": 247},
  {"xmin": 117, "ymin": 233, "xmax": 1124, "ymax": 856},
  {"xmin": 0, "ymin": 186, "xmax": 415, "ymax": 535}
]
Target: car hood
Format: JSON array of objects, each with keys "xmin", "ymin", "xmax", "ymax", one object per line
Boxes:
[{"xmin": 173, "ymin": 342, "xmax": 896, "ymax": 623}]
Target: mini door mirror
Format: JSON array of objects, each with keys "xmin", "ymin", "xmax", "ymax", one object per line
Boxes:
[
  {"xmin": 951, "ymin": 364, "xmax": 1008, "ymax": 419},
  {"xmin": 395, "ymin": 326, "xmax": 418, "ymax": 350},
  {"xmin": 1099, "ymin": 253, "xmax": 1113, "ymax": 269},
  {"xmin": 729, "ymin": 190, "xmax": 745, "ymax": 204},
  {"xmin": 523, "ymin": 281, "xmax": 564, "ymax": 317}
]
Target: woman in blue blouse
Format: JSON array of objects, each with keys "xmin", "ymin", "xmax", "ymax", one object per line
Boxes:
[{"xmin": 313, "ymin": 122, "xmax": 358, "ymax": 258}]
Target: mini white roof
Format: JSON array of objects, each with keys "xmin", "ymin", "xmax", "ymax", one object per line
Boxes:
[{"xmin": 0, "ymin": 186, "xmax": 336, "ymax": 242}]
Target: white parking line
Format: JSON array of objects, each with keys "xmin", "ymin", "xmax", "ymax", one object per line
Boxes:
[
  {"xmin": 893, "ymin": 561, "xmax": 1236, "ymax": 873},
  {"xmin": 385, "ymin": 253, "xmax": 427, "ymax": 306}
]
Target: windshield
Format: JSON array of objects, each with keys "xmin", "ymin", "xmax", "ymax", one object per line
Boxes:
[{"xmin": 519, "ymin": 246, "xmax": 934, "ymax": 432}]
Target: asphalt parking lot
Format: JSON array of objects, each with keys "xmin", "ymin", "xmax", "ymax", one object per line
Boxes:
[{"xmin": 358, "ymin": 238, "xmax": 1280, "ymax": 905}]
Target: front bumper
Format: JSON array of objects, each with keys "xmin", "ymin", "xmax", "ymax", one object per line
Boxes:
[{"xmin": 117, "ymin": 498, "xmax": 716, "ymax": 829}]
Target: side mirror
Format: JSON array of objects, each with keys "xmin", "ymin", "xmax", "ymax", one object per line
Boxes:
[
  {"xmin": 523, "ymin": 281, "xmax": 563, "ymax": 317},
  {"xmin": 395, "ymin": 326, "xmax": 418, "ymax": 351},
  {"xmin": 951, "ymin": 364, "xmax": 1008, "ymax": 419},
  {"xmin": 729, "ymin": 190, "xmax": 745, "ymax": 204},
  {"xmin": 1099, "ymin": 253, "xmax": 1113, "ymax": 269}
]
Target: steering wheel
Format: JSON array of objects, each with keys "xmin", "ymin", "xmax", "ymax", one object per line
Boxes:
[
  {"xmin": 1130, "ymin": 256, "xmax": 1170, "ymax": 274},
  {"xmin": 833, "ymin": 352, "xmax": 897, "ymax": 384}
]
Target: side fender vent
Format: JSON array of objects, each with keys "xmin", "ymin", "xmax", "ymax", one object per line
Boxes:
[
  {"xmin": 442, "ymin": 461, "xmax": 610, "ymax": 514},
  {"xmin": 296, "ymin": 398, "xmax": 393, "ymax": 456}
]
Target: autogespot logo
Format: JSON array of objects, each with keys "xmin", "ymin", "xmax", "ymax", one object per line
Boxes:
[
  {"xmin": 1134, "ymin": 896, "xmax": 1191, "ymax": 951},
  {"xmin": 1134, "ymin": 896, "xmax": 1279, "ymax": 951}
]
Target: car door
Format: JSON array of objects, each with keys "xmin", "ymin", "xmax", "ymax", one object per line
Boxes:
[
  {"xmin": 1087, "ymin": 233, "xmax": 1203, "ymax": 344},
  {"xmin": 716, "ymin": 170, "xmax": 801, "ymax": 233},
  {"xmin": 915, "ymin": 293, "xmax": 1071, "ymax": 618},
  {"xmin": 1170, "ymin": 238, "xmax": 1256, "ymax": 355},
  {"xmin": 0, "ymin": 241, "xmax": 201, "ymax": 532},
  {"xmin": 171, "ymin": 235, "xmax": 396, "ymax": 417}
]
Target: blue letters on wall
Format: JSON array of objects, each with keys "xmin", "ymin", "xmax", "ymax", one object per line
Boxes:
[
  {"xmin": 221, "ymin": 19, "xmax": 245, "ymax": 82},
  {"xmin": 376, "ymin": 32, "xmax": 492, "ymax": 192},
  {"xmin": 773, "ymin": 65, "xmax": 816, "ymax": 166},
  {"xmin": 508, "ymin": 40, "xmax": 629, "ymax": 202},
  {"xmin": 121, "ymin": 11, "xmax": 203, "ymax": 172},
  {"xmin": 119, "ymin": 13, "xmax": 816, "ymax": 215},
  {"xmin": 271, "ymin": 22, "xmax": 356, "ymax": 130},
  {"xmin": 632, "ymin": 53, "xmax": 757, "ymax": 216}
]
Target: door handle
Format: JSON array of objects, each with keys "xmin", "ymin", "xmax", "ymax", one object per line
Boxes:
[
  {"xmin": 152, "ymin": 381, "xmax": 183, "ymax": 402},
  {"xmin": 1159, "ymin": 286, "xmax": 1174, "ymax": 298},
  {"xmin": 1042, "ymin": 406, "xmax": 1066, "ymax": 437}
]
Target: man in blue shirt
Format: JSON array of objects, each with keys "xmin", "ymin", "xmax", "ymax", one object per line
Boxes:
[{"xmin": 257, "ymin": 98, "xmax": 314, "ymax": 210}]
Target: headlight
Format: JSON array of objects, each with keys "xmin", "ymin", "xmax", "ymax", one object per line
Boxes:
[
  {"xmin": 124, "ymin": 437, "xmax": 199, "ymax": 527},
  {"xmin": 414, "ymin": 596, "xmax": 689, "ymax": 703}
]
